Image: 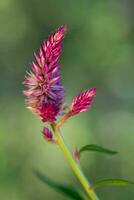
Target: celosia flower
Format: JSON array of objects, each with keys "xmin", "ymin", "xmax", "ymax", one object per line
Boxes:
[
  {"xmin": 23, "ymin": 25, "xmax": 67, "ymax": 122},
  {"xmin": 42, "ymin": 127, "xmax": 53, "ymax": 141},
  {"xmin": 23, "ymin": 25, "xmax": 96, "ymax": 129},
  {"xmin": 69, "ymin": 88, "xmax": 96, "ymax": 116}
]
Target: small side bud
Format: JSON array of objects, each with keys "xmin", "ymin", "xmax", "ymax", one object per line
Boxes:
[
  {"xmin": 73, "ymin": 148, "xmax": 80, "ymax": 162},
  {"xmin": 42, "ymin": 127, "xmax": 53, "ymax": 141}
]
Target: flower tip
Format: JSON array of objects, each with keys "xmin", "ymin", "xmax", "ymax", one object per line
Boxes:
[
  {"xmin": 54, "ymin": 25, "xmax": 67, "ymax": 41},
  {"xmin": 61, "ymin": 24, "xmax": 67, "ymax": 33},
  {"xmin": 58, "ymin": 24, "xmax": 67, "ymax": 33},
  {"xmin": 89, "ymin": 87, "xmax": 97, "ymax": 96}
]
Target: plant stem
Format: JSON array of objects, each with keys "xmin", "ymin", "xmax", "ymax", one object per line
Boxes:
[{"xmin": 52, "ymin": 125, "xmax": 100, "ymax": 200}]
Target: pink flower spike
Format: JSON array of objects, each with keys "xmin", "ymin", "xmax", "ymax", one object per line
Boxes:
[
  {"xmin": 70, "ymin": 88, "xmax": 96, "ymax": 116},
  {"xmin": 42, "ymin": 127, "xmax": 53, "ymax": 141},
  {"xmin": 23, "ymin": 25, "xmax": 67, "ymax": 121}
]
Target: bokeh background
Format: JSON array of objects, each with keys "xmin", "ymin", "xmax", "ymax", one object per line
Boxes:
[{"xmin": 0, "ymin": 0, "xmax": 134, "ymax": 199}]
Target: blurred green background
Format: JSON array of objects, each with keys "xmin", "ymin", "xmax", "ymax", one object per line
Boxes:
[{"xmin": 0, "ymin": 0, "xmax": 134, "ymax": 199}]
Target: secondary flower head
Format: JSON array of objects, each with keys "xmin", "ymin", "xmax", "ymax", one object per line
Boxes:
[
  {"xmin": 69, "ymin": 88, "xmax": 96, "ymax": 116},
  {"xmin": 23, "ymin": 25, "xmax": 67, "ymax": 122},
  {"xmin": 55, "ymin": 88, "xmax": 96, "ymax": 129}
]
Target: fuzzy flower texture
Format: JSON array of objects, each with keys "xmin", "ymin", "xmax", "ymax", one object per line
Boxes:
[{"xmin": 23, "ymin": 25, "xmax": 96, "ymax": 130}]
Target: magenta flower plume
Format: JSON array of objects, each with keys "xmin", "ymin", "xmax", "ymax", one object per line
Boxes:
[
  {"xmin": 23, "ymin": 25, "xmax": 67, "ymax": 122},
  {"xmin": 69, "ymin": 88, "xmax": 96, "ymax": 116}
]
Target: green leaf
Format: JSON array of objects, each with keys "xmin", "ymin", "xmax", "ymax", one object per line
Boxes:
[
  {"xmin": 79, "ymin": 144, "xmax": 118, "ymax": 156},
  {"xmin": 93, "ymin": 179, "xmax": 134, "ymax": 189},
  {"xmin": 33, "ymin": 169, "xmax": 84, "ymax": 200}
]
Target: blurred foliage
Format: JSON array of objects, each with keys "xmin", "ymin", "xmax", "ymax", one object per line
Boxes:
[
  {"xmin": 34, "ymin": 170, "xmax": 84, "ymax": 200},
  {"xmin": 0, "ymin": 0, "xmax": 134, "ymax": 199}
]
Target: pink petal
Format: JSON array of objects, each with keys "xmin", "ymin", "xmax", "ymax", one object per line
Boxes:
[{"xmin": 34, "ymin": 52, "xmax": 41, "ymax": 66}]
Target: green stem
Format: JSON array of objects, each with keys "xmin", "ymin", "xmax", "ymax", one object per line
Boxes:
[{"xmin": 53, "ymin": 126, "xmax": 100, "ymax": 200}]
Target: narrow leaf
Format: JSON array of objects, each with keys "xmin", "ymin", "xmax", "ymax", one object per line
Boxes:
[
  {"xmin": 93, "ymin": 179, "xmax": 134, "ymax": 189},
  {"xmin": 79, "ymin": 144, "xmax": 118, "ymax": 156},
  {"xmin": 33, "ymin": 169, "xmax": 84, "ymax": 200}
]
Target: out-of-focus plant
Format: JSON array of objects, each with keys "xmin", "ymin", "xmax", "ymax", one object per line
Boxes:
[{"xmin": 23, "ymin": 26, "xmax": 133, "ymax": 200}]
